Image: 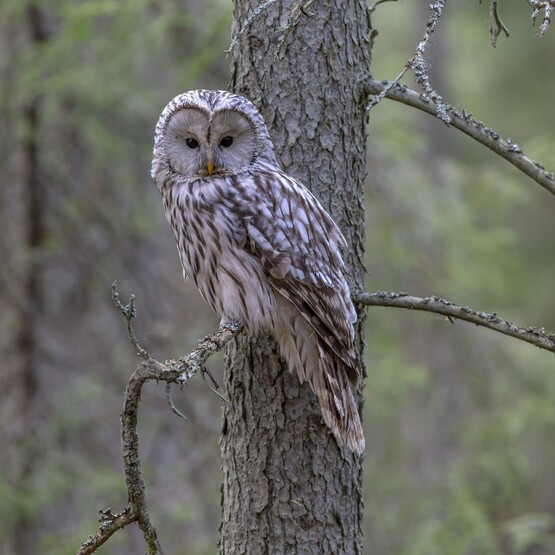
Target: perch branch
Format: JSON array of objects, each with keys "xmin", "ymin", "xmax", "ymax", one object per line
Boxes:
[
  {"xmin": 355, "ymin": 291, "xmax": 555, "ymax": 354},
  {"xmin": 76, "ymin": 284, "xmax": 241, "ymax": 554},
  {"xmin": 363, "ymin": 78, "xmax": 555, "ymax": 197}
]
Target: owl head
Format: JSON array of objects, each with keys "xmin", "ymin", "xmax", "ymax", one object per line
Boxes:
[{"xmin": 152, "ymin": 90, "xmax": 278, "ymax": 187}]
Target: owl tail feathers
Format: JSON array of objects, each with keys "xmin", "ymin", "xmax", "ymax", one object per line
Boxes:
[{"xmin": 313, "ymin": 343, "xmax": 365, "ymax": 455}]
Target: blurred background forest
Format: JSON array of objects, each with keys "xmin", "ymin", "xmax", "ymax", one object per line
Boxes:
[{"xmin": 1, "ymin": 1, "xmax": 554, "ymax": 554}]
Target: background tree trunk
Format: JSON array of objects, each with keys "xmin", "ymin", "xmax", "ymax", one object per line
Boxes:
[
  {"xmin": 3, "ymin": 6, "xmax": 50, "ymax": 554},
  {"xmin": 219, "ymin": 1, "xmax": 372, "ymax": 552}
]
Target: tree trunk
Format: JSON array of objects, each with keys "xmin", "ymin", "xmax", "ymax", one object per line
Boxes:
[
  {"xmin": 3, "ymin": 6, "xmax": 50, "ymax": 554},
  {"xmin": 219, "ymin": 1, "xmax": 372, "ymax": 553}
]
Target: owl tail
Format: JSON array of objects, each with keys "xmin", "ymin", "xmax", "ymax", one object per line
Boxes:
[
  {"xmin": 275, "ymin": 311, "xmax": 365, "ymax": 455},
  {"xmin": 312, "ymin": 342, "xmax": 365, "ymax": 455}
]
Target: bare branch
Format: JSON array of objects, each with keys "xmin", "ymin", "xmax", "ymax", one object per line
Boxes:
[
  {"xmin": 368, "ymin": 0, "xmax": 398, "ymax": 12},
  {"xmin": 355, "ymin": 291, "xmax": 555, "ymax": 354},
  {"xmin": 121, "ymin": 321, "xmax": 241, "ymax": 554},
  {"xmin": 363, "ymin": 78, "xmax": 555, "ymax": 197},
  {"xmin": 529, "ymin": 0, "xmax": 555, "ymax": 37},
  {"xmin": 77, "ymin": 507, "xmax": 137, "ymax": 555},
  {"xmin": 225, "ymin": 0, "xmax": 280, "ymax": 54},
  {"xmin": 410, "ymin": 0, "xmax": 450, "ymax": 122},
  {"xmin": 111, "ymin": 281, "xmax": 150, "ymax": 360},
  {"xmin": 76, "ymin": 288, "xmax": 242, "ymax": 554},
  {"xmin": 367, "ymin": 0, "xmax": 450, "ymax": 122},
  {"xmin": 486, "ymin": 0, "xmax": 510, "ymax": 46},
  {"xmin": 165, "ymin": 382, "xmax": 188, "ymax": 421}
]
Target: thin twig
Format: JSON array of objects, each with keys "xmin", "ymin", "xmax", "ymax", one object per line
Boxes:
[
  {"xmin": 165, "ymin": 383, "xmax": 188, "ymax": 421},
  {"xmin": 529, "ymin": 0, "xmax": 555, "ymax": 37},
  {"xmin": 111, "ymin": 281, "xmax": 150, "ymax": 360},
  {"xmin": 368, "ymin": 0, "xmax": 398, "ymax": 13},
  {"xmin": 225, "ymin": 0, "xmax": 280, "ymax": 54},
  {"xmin": 355, "ymin": 291, "xmax": 555, "ymax": 354},
  {"xmin": 366, "ymin": 64, "xmax": 411, "ymax": 113},
  {"xmin": 199, "ymin": 366, "xmax": 230, "ymax": 404},
  {"xmin": 363, "ymin": 78, "xmax": 555, "ymax": 197},
  {"xmin": 483, "ymin": 0, "xmax": 510, "ymax": 46},
  {"xmin": 411, "ymin": 0, "xmax": 450, "ymax": 122},
  {"xmin": 368, "ymin": 0, "xmax": 450, "ymax": 122}
]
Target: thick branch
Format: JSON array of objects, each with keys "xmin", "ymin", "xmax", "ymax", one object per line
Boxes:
[
  {"xmin": 363, "ymin": 78, "xmax": 555, "ymax": 197},
  {"xmin": 355, "ymin": 291, "xmax": 555, "ymax": 354},
  {"xmin": 77, "ymin": 285, "xmax": 241, "ymax": 554}
]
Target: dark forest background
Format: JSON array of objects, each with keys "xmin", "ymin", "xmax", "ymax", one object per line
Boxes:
[{"xmin": 1, "ymin": 1, "xmax": 554, "ymax": 554}]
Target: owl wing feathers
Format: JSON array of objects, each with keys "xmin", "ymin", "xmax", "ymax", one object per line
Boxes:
[{"xmin": 230, "ymin": 170, "xmax": 360, "ymax": 387}]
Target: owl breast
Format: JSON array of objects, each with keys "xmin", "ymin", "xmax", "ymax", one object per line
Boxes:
[{"xmin": 164, "ymin": 175, "xmax": 278, "ymax": 333}]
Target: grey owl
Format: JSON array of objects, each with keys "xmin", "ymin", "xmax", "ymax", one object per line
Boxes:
[{"xmin": 151, "ymin": 89, "xmax": 364, "ymax": 454}]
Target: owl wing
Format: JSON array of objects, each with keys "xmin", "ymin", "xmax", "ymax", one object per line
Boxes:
[{"xmin": 231, "ymin": 170, "xmax": 359, "ymax": 383}]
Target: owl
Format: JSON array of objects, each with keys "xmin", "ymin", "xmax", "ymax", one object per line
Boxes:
[{"xmin": 151, "ymin": 90, "xmax": 364, "ymax": 454}]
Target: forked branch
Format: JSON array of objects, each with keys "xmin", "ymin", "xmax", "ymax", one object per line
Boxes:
[
  {"xmin": 363, "ymin": 78, "xmax": 555, "ymax": 197},
  {"xmin": 76, "ymin": 284, "xmax": 241, "ymax": 555}
]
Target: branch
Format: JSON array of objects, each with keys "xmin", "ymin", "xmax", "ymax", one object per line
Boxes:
[
  {"xmin": 225, "ymin": 0, "xmax": 280, "ymax": 54},
  {"xmin": 367, "ymin": 0, "xmax": 450, "ymax": 122},
  {"xmin": 77, "ymin": 508, "xmax": 137, "ymax": 555},
  {"xmin": 363, "ymin": 78, "xmax": 555, "ymax": 197},
  {"xmin": 112, "ymin": 281, "xmax": 150, "ymax": 360},
  {"xmin": 529, "ymin": 0, "xmax": 555, "ymax": 37},
  {"xmin": 355, "ymin": 291, "xmax": 555, "ymax": 354},
  {"xmin": 486, "ymin": 0, "xmax": 510, "ymax": 46},
  {"xmin": 76, "ymin": 284, "xmax": 241, "ymax": 554}
]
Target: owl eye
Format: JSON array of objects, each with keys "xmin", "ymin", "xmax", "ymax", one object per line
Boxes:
[
  {"xmin": 185, "ymin": 137, "xmax": 199, "ymax": 149},
  {"xmin": 219, "ymin": 136, "xmax": 233, "ymax": 148}
]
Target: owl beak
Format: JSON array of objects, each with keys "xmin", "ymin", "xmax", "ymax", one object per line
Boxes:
[{"xmin": 206, "ymin": 159, "xmax": 214, "ymax": 176}]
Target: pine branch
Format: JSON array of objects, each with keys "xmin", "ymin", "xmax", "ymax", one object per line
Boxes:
[
  {"xmin": 355, "ymin": 291, "xmax": 555, "ymax": 354},
  {"xmin": 76, "ymin": 284, "xmax": 241, "ymax": 554},
  {"xmin": 363, "ymin": 78, "xmax": 555, "ymax": 197}
]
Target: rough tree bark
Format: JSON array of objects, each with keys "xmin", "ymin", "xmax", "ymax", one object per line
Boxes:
[{"xmin": 219, "ymin": 1, "xmax": 372, "ymax": 553}]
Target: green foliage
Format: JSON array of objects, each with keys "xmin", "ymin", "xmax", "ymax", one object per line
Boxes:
[{"xmin": 503, "ymin": 513, "xmax": 555, "ymax": 554}]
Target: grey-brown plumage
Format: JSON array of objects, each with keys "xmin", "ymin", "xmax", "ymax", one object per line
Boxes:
[{"xmin": 152, "ymin": 89, "xmax": 364, "ymax": 454}]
